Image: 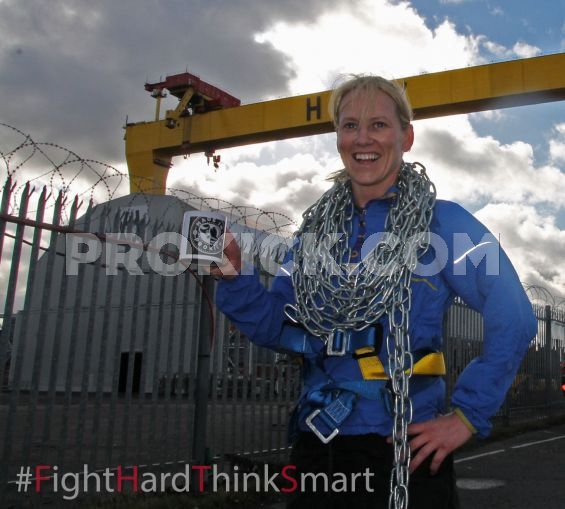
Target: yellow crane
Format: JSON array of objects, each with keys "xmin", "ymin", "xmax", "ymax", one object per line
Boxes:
[{"xmin": 124, "ymin": 52, "xmax": 565, "ymax": 194}]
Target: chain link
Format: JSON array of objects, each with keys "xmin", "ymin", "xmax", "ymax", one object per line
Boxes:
[{"xmin": 286, "ymin": 161, "xmax": 436, "ymax": 509}]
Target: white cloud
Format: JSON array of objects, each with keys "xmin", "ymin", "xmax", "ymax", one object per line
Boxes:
[
  {"xmin": 413, "ymin": 116, "xmax": 565, "ymax": 213},
  {"xmin": 549, "ymin": 123, "xmax": 565, "ymax": 163},
  {"xmin": 412, "ymin": 116, "xmax": 529, "ymax": 202},
  {"xmin": 481, "ymin": 39, "xmax": 540, "ymax": 60},
  {"xmin": 488, "ymin": 6, "xmax": 504, "ymax": 17},
  {"xmin": 475, "ymin": 203, "xmax": 565, "ymax": 296},
  {"xmin": 254, "ymin": 0, "xmax": 482, "ymax": 94},
  {"xmin": 482, "ymin": 39, "xmax": 510, "ymax": 58},
  {"xmin": 512, "ymin": 41, "xmax": 541, "ymax": 58},
  {"xmin": 167, "ymin": 137, "xmax": 338, "ymax": 224},
  {"xmin": 470, "ymin": 109, "xmax": 505, "ymax": 122}
]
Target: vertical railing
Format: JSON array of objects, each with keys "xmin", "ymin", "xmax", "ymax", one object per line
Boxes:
[
  {"xmin": 1, "ymin": 182, "xmax": 43, "ymax": 480},
  {"xmin": 443, "ymin": 298, "xmax": 565, "ymax": 423}
]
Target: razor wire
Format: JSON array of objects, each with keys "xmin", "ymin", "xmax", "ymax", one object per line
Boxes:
[{"xmin": 0, "ymin": 123, "xmax": 298, "ymax": 256}]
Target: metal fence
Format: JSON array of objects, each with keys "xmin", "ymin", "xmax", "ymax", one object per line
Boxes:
[{"xmin": 1, "ymin": 178, "xmax": 564, "ymax": 507}]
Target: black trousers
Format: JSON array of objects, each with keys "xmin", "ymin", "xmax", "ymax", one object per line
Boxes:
[{"xmin": 283, "ymin": 432, "xmax": 460, "ymax": 509}]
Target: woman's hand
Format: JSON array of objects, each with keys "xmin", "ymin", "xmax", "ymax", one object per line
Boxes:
[
  {"xmin": 209, "ymin": 229, "xmax": 242, "ymax": 280},
  {"xmin": 407, "ymin": 412, "xmax": 473, "ymax": 474}
]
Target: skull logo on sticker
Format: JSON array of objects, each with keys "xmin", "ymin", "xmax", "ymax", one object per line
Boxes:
[{"xmin": 188, "ymin": 215, "xmax": 225, "ymax": 255}]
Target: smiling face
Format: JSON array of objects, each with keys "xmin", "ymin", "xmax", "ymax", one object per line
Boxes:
[{"xmin": 336, "ymin": 88, "xmax": 414, "ymax": 207}]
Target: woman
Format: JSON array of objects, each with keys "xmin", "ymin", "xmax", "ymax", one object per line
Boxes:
[{"xmin": 211, "ymin": 75, "xmax": 537, "ymax": 509}]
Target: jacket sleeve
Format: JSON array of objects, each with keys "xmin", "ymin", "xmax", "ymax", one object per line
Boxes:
[
  {"xmin": 215, "ymin": 263, "xmax": 295, "ymax": 350},
  {"xmin": 435, "ymin": 201, "xmax": 537, "ymax": 437}
]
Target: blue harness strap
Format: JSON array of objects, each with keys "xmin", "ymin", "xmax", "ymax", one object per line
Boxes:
[
  {"xmin": 279, "ymin": 322, "xmax": 381, "ymax": 356},
  {"xmin": 289, "ymin": 376, "xmax": 441, "ymax": 445},
  {"xmin": 281, "ymin": 323, "xmax": 442, "ymax": 445},
  {"xmin": 295, "ymin": 380, "xmax": 388, "ymax": 444}
]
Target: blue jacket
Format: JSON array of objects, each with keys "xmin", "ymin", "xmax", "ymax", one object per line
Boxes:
[{"xmin": 216, "ymin": 196, "xmax": 537, "ymax": 438}]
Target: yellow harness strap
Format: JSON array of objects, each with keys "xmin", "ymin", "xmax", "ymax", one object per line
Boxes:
[{"xmin": 356, "ymin": 347, "xmax": 446, "ymax": 380}]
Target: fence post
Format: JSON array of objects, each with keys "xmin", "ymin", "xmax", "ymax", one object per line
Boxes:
[
  {"xmin": 545, "ymin": 305, "xmax": 552, "ymax": 412},
  {"xmin": 192, "ymin": 274, "xmax": 214, "ymax": 484},
  {"xmin": 0, "ymin": 176, "xmax": 14, "ymax": 391}
]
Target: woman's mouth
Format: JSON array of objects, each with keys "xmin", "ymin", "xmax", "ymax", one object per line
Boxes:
[{"xmin": 354, "ymin": 153, "xmax": 380, "ymax": 162}]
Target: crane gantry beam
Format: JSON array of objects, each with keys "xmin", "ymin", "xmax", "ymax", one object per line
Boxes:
[{"xmin": 124, "ymin": 52, "xmax": 565, "ymax": 194}]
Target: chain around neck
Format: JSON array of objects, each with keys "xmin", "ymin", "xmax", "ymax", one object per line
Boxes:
[{"xmin": 285, "ymin": 161, "xmax": 436, "ymax": 336}]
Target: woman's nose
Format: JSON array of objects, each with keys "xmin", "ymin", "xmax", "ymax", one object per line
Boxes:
[{"xmin": 355, "ymin": 125, "xmax": 372, "ymax": 144}]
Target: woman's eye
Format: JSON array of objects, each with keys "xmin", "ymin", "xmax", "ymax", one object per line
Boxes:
[
  {"xmin": 374, "ymin": 121, "xmax": 386, "ymax": 129},
  {"xmin": 342, "ymin": 121, "xmax": 357, "ymax": 129}
]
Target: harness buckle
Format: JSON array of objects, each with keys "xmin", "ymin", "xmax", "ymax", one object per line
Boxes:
[
  {"xmin": 326, "ymin": 329, "xmax": 347, "ymax": 356},
  {"xmin": 305, "ymin": 408, "xmax": 340, "ymax": 444}
]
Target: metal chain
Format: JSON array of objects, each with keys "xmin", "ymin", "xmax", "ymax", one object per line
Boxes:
[
  {"xmin": 387, "ymin": 269, "xmax": 414, "ymax": 509},
  {"xmin": 286, "ymin": 162, "xmax": 435, "ymax": 333},
  {"xmin": 286, "ymin": 161, "xmax": 436, "ymax": 509},
  {"xmin": 385, "ymin": 162, "xmax": 434, "ymax": 509}
]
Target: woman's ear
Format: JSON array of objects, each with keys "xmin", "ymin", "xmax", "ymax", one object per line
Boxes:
[{"xmin": 402, "ymin": 124, "xmax": 414, "ymax": 152}]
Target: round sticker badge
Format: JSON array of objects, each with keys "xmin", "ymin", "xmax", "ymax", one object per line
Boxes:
[{"xmin": 189, "ymin": 215, "xmax": 224, "ymax": 255}]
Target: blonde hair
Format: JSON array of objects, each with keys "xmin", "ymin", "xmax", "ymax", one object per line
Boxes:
[
  {"xmin": 328, "ymin": 74, "xmax": 413, "ymax": 181},
  {"xmin": 329, "ymin": 74, "xmax": 413, "ymax": 129}
]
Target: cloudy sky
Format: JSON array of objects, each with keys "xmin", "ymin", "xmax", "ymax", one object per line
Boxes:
[{"xmin": 1, "ymin": 0, "xmax": 564, "ymax": 299}]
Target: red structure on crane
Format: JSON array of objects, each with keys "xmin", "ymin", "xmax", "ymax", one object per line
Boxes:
[{"xmin": 145, "ymin": 71, "xmax": 240, "ymax": 114}]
